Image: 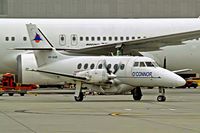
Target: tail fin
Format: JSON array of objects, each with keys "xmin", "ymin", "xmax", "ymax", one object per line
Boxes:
[{"xmin": 26, "ymin": 24, "xmax": 66, "ymax": 67}]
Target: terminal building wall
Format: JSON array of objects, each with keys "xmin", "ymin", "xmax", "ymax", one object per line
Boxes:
[{"xmin": 0, "ymin": 0, "xmax": 200, "ymax": 18}]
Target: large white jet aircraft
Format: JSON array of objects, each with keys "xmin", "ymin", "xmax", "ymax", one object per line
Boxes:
[
  {"xmin": 1, "ymin": 18, "xmax": 200, "ymax": 84},
  {"xmin": 23, "ymin": 24, "xmax": 185, "ymax": 102}
]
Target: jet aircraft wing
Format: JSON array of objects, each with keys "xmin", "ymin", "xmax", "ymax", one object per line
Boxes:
[{"xmin": 64, "ymin": 29, "xmax": 200, "ymax": 55}]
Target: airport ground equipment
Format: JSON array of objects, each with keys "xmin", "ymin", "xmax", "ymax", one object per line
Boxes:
[
  {"xmin": 181, "ymin": 79, "xmax": 198, "ymax": 88},
  {"xmin": 187, "ymin": 77, "xmax": 200, "ymax": 86},
  {"xmin": 0, "ymin": 73, "xmax": 38, "ymax": 96}
]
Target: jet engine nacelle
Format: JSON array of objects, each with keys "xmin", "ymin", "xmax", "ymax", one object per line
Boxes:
[{"xmin": 76, "ymin": 69, "xmax": 110, "ymax": 83}]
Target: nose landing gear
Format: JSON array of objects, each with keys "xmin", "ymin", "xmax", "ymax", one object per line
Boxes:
[{"xmin": 157, "ymin": 87, "xmax": 166, "ymax": 102}]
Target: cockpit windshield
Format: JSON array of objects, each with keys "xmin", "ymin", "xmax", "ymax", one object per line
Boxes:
[
  {"xmin": 140, "ymin": 62, "xmax": 146, "ymax": 67},
  {"xmin": 152, "ymin": 62, "xmax": 159, "ymax": 67},
  {"xmin": 145, "ymin": 62, "xmax": 155, "ymax": 67},
  {"xmin": 133, "ymin": 61, "xmax": 158, "ymax": 67}
]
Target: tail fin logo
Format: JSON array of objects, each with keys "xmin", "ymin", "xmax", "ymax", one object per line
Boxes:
[{"xmin": 34, "ymin": 33, "xmax": 42, "ymax": 43}]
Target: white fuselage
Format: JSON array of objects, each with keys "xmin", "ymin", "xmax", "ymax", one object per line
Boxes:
[
  {"xmin": 1, "ymin": 18, "xmax": 200, "ymax": 74},
  {"xmin": 33, "ymin": 56, "xmax": 185, "ymax": 94}
]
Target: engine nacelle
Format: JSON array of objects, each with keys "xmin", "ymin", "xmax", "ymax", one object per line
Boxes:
[{"xmin": 76, "ymin": 69, "xmax": 110, "ymax": 83}]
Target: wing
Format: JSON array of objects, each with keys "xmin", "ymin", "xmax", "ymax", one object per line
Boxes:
[
  {"xmin": 64, "ymin": 29, "xmax": 200, "ymax": 55},
  {"xmin": 28, "ymin": 69, "xmax": 87, "ymax": 81},
  {"xmin": 27, "ymin": 69, "xmax": 112, "ymax": 85},
  {"xmin": 173, "ymin": 69, "xmax": 192, "ymax": 74}
]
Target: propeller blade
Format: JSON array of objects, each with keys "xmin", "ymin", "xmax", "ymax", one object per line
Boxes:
[
  {"xmin": 113, "ymin": 64, "xmax": 119, "ymax": 74},
  {"xmin": 103, "ymin": 60, "xmax": 112, "ymax": 74}
]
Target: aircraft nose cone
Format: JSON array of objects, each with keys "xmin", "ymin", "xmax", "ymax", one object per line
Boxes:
[
  {"xmin": 175, "ymin": 75, "xmax": 186, "ymax": 87},
  {"xmin": 159, "ymin": 68, "xmax": 186, "ymax": 87}
]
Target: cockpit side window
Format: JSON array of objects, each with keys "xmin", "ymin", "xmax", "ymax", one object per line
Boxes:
[
  {"xmin": 145, "ymin": 62, "xmax": 154, "ymax": 67},
  {"xmin": 133, "ymin": 62, "xmax": 139, "ymax": 67},
  {"xmin": 140, "ymin": 62, "xmax": 146, "ymax": 67}
]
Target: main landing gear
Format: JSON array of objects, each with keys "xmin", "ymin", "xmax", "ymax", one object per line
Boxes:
[
  {"xmin": 74, "ymin": 82, "xmax": 84, "ymax": 102},
  {"xmin": 131, "ymin": 87, "xmax": 143, "ymax": 101},
  {"xmin": 74, "ymin": 91, "xmax": 84, "ymax": 102},
  {"xmin": 157, "ymin": 87, "xmax": 166, "ymax": 102}
]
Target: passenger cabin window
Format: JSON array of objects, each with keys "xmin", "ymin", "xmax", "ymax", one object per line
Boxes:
[
  {"xmin": 72, "ymin": 36, "xmax": 76, "ymax": 41},
  {"xmin": 5, "ymin": 37, "xmax": 9, "ymax": 41},
  {"xmin": 114, "ymin": 64, "xmax": 119, "ymax": 70},
  {"xmin": 77, "ymin": 63, "xmax": 82, "ymax": 69},
  {"xmin": 140, "ymin": 62, "xmax": 146, "ymax": 67},
  {"xmin": 120, "ymin": 37, "xmax": 124, "ymax": 41},
  {"xmin": 86, "ymin": 37, "xmax": 89, "ymax": 41},
  {"xmin": 107, "ymin": 64, "xmax": 111, "ymax": 69},
  {"xmin": 109, "ymin": 37, "xmax": 112, "ymax": 41},
  {"xmin": 98, "ymin": 64, "xmax": 103, "ymax": 69},
  {"xmin": 23, "ymin": 37, "xmax": 27, "ymax": 41},
  {"xmin": 132, "ymin": 37, "xmax": 135, "ymax": 40},
  {"xmin": 145, "ymin": 62, "xmax": 155, "ymax": 67},
  {"xmin": 80, "ymin": 37, "xmax": 83, "ymax": 41},
  {"xmin": 97, "ymin": 37, "xmax": 101, "ymax": 41},
  {"xmin": 61, "ymin": 36, "xmax": 65, "ymax": 41},
  {"xmin": 11, "ymin": 37, "xmax": 15, "ymax": 41},
  {"xmin": 133, "ymin": 62, "xmax": 139, "ymax": 67},
  {"xmin": 120, "ymin": 64, "xmax": 125, "ymax": 70},
  {"xmin": 103, "ymin": 37, "xmax": 106, "ymax": 41},
  {"xmin": 126, "ymin": 37, "xmax": 129, "ymax": 40},
  {"xmin": 114, "ymin": 36, "xmax": 118, "ymax": 41},
  {"xmin": 91, "ymin": 37, "xmax": 95, "ymax": 41},
  {"xmin": 90, "ymin": 64, "xmax": 95, "ymax": 69},
  {"xmin": 84, "ymin": 64, "xmax": 88, "ymax": 69}
]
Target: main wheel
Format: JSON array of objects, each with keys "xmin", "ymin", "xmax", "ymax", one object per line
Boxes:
[
  {"xmin": 20, "ymin": 93, "xmax": 25, "ymax": 96},
  {"xmin": 8, "ymin": 93, "xmax": 14, "ymax": 96},
  {"xmin": 132, "ymin": 87, "xmax": 142, "ymax": 101},
  {"xmin": 74, "ymin": 92, "xmax": 84, "ymax": 102},
  {"xmin": 157, "ymin": 95, "xmax": 166, "ymax": 102}
]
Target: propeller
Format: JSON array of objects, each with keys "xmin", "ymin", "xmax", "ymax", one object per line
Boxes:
[
  {"xmin": 102, "ymin": 60, "xmax": 121, "ymax": 79},
  {"xmin": 103, "ymin": 61, "xmax": 112, "ymax": 74}
]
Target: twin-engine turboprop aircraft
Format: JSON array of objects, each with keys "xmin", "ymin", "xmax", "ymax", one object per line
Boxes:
[{"xmin": 17, "ymin": 24, "xmax": 185, "ymax": 102}]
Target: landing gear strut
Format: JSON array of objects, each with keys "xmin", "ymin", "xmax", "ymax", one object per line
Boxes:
[
  {"xmin": 132, "ymin": 87, "xmax": 143, "ymax": 101},
  {"xmin": 74, "ymin": 82, "xmax": 84, "ymax": 102},
  {"xmin": 157, "ymin": 87, "xmax": 166, "ymax": 102},
  {"xmin": 74, "ymin": 91, "xmax": 84, "ymax": 102}
]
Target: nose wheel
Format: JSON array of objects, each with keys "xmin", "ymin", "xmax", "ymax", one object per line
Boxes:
[
  {"xmin": 132, "ymin": 87, "xmax": 143, "ymax": 101},
  {"xmin": 157, "ymin": 88, "xmax": 166, "ymax": 102}
]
